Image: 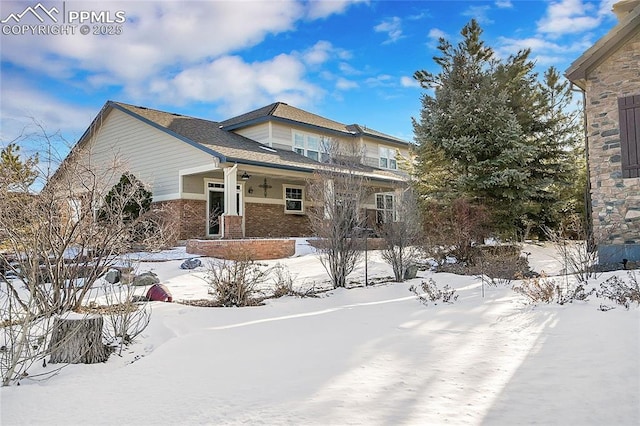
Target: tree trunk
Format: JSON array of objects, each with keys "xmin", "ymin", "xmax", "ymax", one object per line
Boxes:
[{"xmin": 48, "ymin": 313, "xmax": 110, "ymax": 364}]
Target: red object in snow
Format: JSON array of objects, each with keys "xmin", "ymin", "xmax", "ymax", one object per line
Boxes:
[{"xmin": 146, "ymin": 284, "xmax": 172, "ymax": 302}]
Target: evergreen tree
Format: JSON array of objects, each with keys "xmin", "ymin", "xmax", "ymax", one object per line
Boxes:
[
  {"xmin": 520, "ymin": 67, "xmax": 584, "ymax": 236},
  {"xmin": 413, "ymin": 19, "xmax": 584, "ymax": 238},
  {"xmin": 100, "ymin": 173, "xmax": 152, "ymax": 222},
  {"xmin": 0, "ymin": 144, "xmax": 38, "ymax": 193},
  {"xmin": 413, "ymin": 20, "xmax": 534, "ymax": 232}
]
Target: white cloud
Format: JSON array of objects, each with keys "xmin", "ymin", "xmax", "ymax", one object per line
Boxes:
[
  {"xmin": 335, "ymin": 77, "xmax": 358, "ymax": 90},
  {"xmin": 0, "ymin": 0, "xmax": 371, "ymax": 128},
  {"xmin": 303, "ymin": 40, "xmax": 334, "ymax": 65},
  {"xmin": 462, "ymin": 5, "xmax": 494, "ymax": 25},
  {"xmin": 305, "ymin": 0, "xmax": 369, "ymax": 19},
  {"xmin": 338, "ymin": 62, "xmax": 361, "ymax": 75},
  {"xmin": 400, "ymin": 76, "xmax": 420, "ymax": 88},
  {"xmin": 1, "ymin": 0, "xmax": 306, "ymax": 87},
  {"xmin": 0, "ymin": 75, "xmax": 98, "ymax": 154},
  {"xmin": 302, "ymin": 41, "xmax": 351, "ymax": 66},
  {"xmin": 536, "ymin": 0, "xmax": 602, "ymax": 37},
  {"xmin": 365, "ymin": 74, "xmax": 393, "ymax": 87},
  {"xmin": 374, "ymin": 17, "xmax": 404, "ymax": 44},
  {"xmin": 148, "ymin": 54, "xmax": 323, "ymax": 116},
  {"xmin": 428, "ymin": 28, "xmax": 447, "ymax": 41},
  {"xmin": 598, "ymin": 0, "xmax": 617, "ymax": 17},
  {"xmin": 495, "ymin": 35, "xmax": 594, "ymax": 65},
  {"xmin": 495, "ymin": 0, "xmax": 513, "ymax": 8}
]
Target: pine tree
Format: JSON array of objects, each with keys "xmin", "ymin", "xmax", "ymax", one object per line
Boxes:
[
  {"xmin": 413, "ymin": 20, "xmax": 584, "ymax": 238},
  {"xmin": 0, "ymin": 144, "xmax": 38, "ymax": 193},
  {"xmin": 100, "ymin": 173, "xmax": 152, "ymax": 222},
  {"xmin": 413, "ymin": 20, "xmax": 534, "ymax": 233}
]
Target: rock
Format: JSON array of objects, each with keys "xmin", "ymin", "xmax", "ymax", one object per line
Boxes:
[
  {"xmin": 132, "ymin": 271, "xmax": 159, "ymax": 287},
  {"xmin": 404, "ymin": 264, "xmax": 418, "ymax": 280},
  {"xmin": 180, "ymin": 258, "xmax": 202, "ymax": 270},
  {"xmin": 104, "ymin": 269, "xmax": 120, "ymax": 284}
]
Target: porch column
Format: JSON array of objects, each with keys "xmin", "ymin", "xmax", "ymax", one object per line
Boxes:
[
  {"xmin": 222, "ymin": 165, "xmax": 243, "ymax": 239},
  {"xmin": 223, "ymin": 164, "xmax": 238, "ymax": 215}
]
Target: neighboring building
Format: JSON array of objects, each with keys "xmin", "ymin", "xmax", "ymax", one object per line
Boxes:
[
  {"xmin": 62, "ymin": 100, "xmax": 410, "ymax": 240},
  {"xmin": 565, "ymin": 0, "xmax": 640, "ymax": 263}
]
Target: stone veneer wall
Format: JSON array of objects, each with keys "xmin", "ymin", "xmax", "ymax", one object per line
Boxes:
[
  {"xmin": 244, "ymin": 203, "xmax": 312, "ymax": 237},
  {"xmin": 585, "ymin": 30, "xmax": 640, "ymax": 261}
]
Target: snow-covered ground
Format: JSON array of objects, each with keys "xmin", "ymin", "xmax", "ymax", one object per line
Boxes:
[{"xmin": 1, "ymin": 242, "xmax": 639, "ymax": 425}]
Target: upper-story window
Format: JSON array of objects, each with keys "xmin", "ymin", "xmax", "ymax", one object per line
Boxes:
[
  {"xmin": 293, "ymin": 132, "xmax": 330, "ymax": 162},
  {"xmin": 379, "ymin": 146, "xmax": 397, "ymax": 170}
]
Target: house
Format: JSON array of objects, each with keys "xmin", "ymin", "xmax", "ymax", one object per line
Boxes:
[
  {"xmin": 565, "ymin": 0, "xmax": 640, "ymax": 263},
  {"xmin": 65, "ymin": 100, "xmax": 410, "ymax": 241}
]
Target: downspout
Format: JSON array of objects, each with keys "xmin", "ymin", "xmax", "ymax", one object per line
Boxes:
[{"xmin": 572, "ymin": 83, "xmax": 594, "ymax": 251}]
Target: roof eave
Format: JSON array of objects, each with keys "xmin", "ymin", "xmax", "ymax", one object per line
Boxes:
[
  {"xmin": 223, "ymin": 116, "xmax": 410, "ymax": 146},
  {"xmin": 222, "ymin": 115, "xmax": 357, "ymax": 139},
  {"xmin": 222, "ymin": 157, "xmax": 406, "ymax": 183},
  {"xmin": 565, "ymin": 9, "xmax": 640, "ymax": 85}
]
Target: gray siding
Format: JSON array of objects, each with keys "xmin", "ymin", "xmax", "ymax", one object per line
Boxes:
[
  {"xmin": 85, "ymin": 109, "xmax": 214, "ymax": 198},
  {"xmin": 235, "ymin": 123, "xmax": 270, "ymax": 145}
]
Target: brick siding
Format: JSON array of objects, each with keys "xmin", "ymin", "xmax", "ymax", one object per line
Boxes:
[
  {"xmin": 186, "ymin": 238, "xmax": 295, "ymax": 260},
  {"xmin": 244, "ymin": 202, "xmax": 312, "ymax": 237},
  {"xmin": 223, "ymin": 215, "xmax": 243, "ymax": 239},
  {"xmin": 153, "ymin": 199, "xmax": 206, "ymax": 240}
]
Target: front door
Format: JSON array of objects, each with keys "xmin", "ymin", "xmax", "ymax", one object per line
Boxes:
[
  {"xmin": 206, "ymin": 181, "xmax": 243, "ymax": 236},
  {"xmin": 208, "ymin": 190, "xmax": 224, "ymax": 235}
]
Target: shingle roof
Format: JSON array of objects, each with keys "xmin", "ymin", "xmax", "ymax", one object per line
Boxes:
[
  {"xmin": 110, "ymin": 101, "xmax": 405, "ymax": 181},
  {"xmin": 112, "ymin": 102, "xmax": 323, "ymax": 171},
  {"xmin": 220, "ymin": 102, "xmax": 409, "ymax": 145}
]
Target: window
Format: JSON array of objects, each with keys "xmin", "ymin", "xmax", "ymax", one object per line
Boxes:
[
  {"xmin": 619, "ymin": 95, "xmax": 640, "ymax": 178},
  {"xmin": 293, "ymin": 132, "xmax": 326, "ymax": 162},
  {"xmin": 284, "ymin": 185, "xmax": 304, "ymax": 213},
  {"xmin": 376, "ymin": 193, "xmax": 395, "ymax": 224},
  {"xmin": 67, "ymin": 198, "xmax": 81, "ymax": 224},
  {"xmin": 379, "ymin": 146, "xmax": 397, "ymax": 170}
]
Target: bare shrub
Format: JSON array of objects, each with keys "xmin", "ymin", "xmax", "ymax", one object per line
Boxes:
[
  {"xmin": 596, "ymin": 272, "xmax": 640, "ymax": 309},
  {"xmin": 307, "ymin": 141, "xmax": 370, "ymax": 288},
  {"xmin": 513, "ymin": 275, "xmax": 557, "ymax": 303},
  {"xmin": 271, "ymin": 263, "xmax": 316, "ymax": 298},
  {"xmin": 423, "ymin": 198, "xmax": 491, "ymax": 265},
  {"xmin": 542, "ymin": 218, "xmax": 598, "ymax": 283},
  {"xmin": 93, "ymin": 281, "xmax": 151, "ymax": 356},
  {"xmin": 378, "ymin": 187, "xmax": 424, "ymax": 282},
  {"xmin": 0, "ymin": 123, "xmax": 169, "ymax": 384},
  {"xmin": 0, "ymin": 286, "xmax": 51, "ymax": 386},
  {"xmin": 204, "ymin": 251, "xmax": 271, "ymax": 307},
  {"xmin": 513, "ymin": 275, "xmax": 595, "ymax": 305},
  {"xmin": 2, "ymin": 145, "xmax": 172, "ymax": 314},
  {"xmin": 409, "ymin": 278, "xmax": 458, "ymax": 305},
  {"xmin": 475, "ymin": 245, "xmax": 530, "ymax": 286}
]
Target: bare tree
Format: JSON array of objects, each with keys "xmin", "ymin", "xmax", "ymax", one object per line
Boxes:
[
  {"xmin": 307, "ymin": 139, "xmax": 370, "ymax": 288},
  {"xmin": 0, "ymin": 123, "xmax": 172, "ymax": 385},
  {"xmin": 378, "ymin": 186, "xmax": 424, "ymax": 281}
]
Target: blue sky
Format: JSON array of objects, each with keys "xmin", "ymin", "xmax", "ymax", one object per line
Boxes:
[{"xmin": 0, "ymin": 0, "xmax": 619, "ymax": 156}]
